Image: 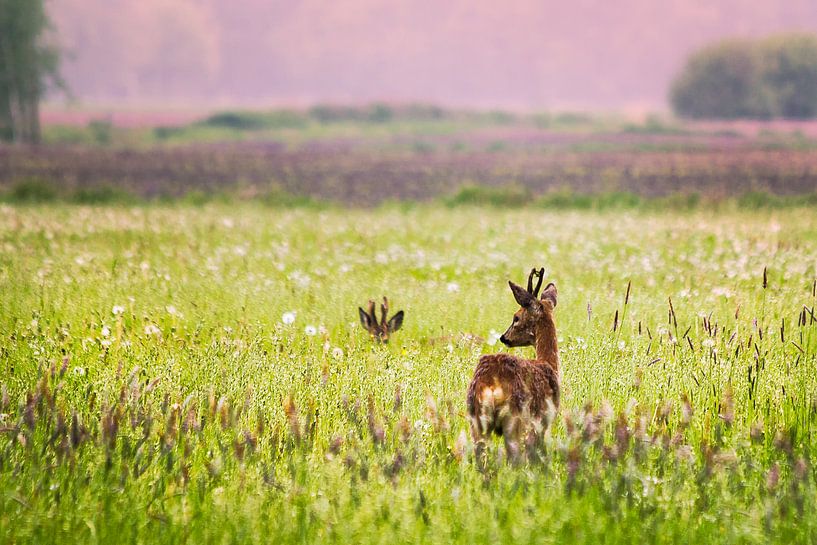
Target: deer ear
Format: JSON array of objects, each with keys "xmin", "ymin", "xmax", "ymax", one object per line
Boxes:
[
  {"xmin": 541, "ymin": 283, "xmax": 557, "ymax": 307},
  {"xmin": 388, "ymin": 310, "xmax": 404, "ymax": 332},
  {"xmin": 359, "ymin": 307, "xmax": 373, "ymax": 329},
  {"xmin": 509, "ymin": 281, "xmax": 535, "ymax": 308}
]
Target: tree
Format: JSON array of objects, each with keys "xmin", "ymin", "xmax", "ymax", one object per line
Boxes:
[
  {"xmin": 0, "ymin": 0, "xmax": 62, "ymax": 143},
  {"xmin": 760, "ymin": 34, "xmax": 817, "ymax": 119},
  {"xmin": 670, "ymin": 39, "xmax": 773, "ymax": 120},
  {"xmin": 670, "ymin": 33, "xmax": 817, "ymax": 120}
]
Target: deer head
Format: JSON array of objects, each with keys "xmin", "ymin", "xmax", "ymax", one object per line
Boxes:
[
  {"xmin": 358, "ymin": 297, "xmax": 404, "ymax": 343},
  {"xmin": 500, "ymin": 268, "xmax": 557, "ymax": 348}
]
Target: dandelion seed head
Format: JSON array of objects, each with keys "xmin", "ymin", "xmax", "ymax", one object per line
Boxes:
[{"xmin": 281, "ymin": 311, "xmax": 296, "ymax": 325}]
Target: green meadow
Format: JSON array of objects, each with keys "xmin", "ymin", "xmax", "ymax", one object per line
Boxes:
[{"xmin": 2, "ymin": 204, "xmax": 817, "ymax": 543}]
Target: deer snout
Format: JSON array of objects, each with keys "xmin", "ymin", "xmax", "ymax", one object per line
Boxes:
[{"xmin": 499, "ymin": 334, "xmax": 510, "ymax": 346}]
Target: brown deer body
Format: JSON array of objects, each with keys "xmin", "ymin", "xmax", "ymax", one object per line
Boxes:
[
  {"xmin": 467, "ymin": 268, "xmax": 559, "ymax": 463},
  {"xmin": 358, "ymin": 297, "xmax": 404, "ymax": 343}
]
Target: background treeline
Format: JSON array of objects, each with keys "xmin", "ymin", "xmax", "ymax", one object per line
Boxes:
[{"xmin": 671, "ymin": 33, "xmax": 817, "ymax": 120}]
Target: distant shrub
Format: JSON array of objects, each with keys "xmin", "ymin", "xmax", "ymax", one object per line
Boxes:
[
  {"xmin": 622, "ymin": 114, "xmax": 689, "ymax": 135},
  {"xmin": 402, "ymin": 104, "xmax": 445, "ymax": 120},
  {"xmin": 200, "ymin": 110, "xmax": 307, "ymax": 130},
  {"xmin": 536, "ymin": 190, "xmax": 643, "ymax": 210},
  {"xmin": 736, "ymin": 190, "xmax": 817, "ymax": 209},
  {"xmin": 309, "ymin": 103, "xmax": 444, "ymax": 124},
  {"xmin": 367, "ymin": 103, "xmax": 393, "ymax": 123},
  {"xmin": 536, "ymin": 189, "xmax": 593, "ymax": 209},
  {"xmin": 653, "ymin": 192, "xmax": 701, "ymax": 210},
  {"xmin": 445, "ymin": 184, "xmax": 531, "ymax": 208},
  {"xmin": 486, "ymin": 141, "xmax": 507, "ymax": 152},
  {"xmin": 531, "ymin": 113, "xmax": 552, "ymax": 128},
  {"xmin": 553, "ymin": 112, "xmax": 593, "ymax": 125},
  {"xmin": 412, "ymin": 140, "xmax": 436, "ymax": 154},
  {"xmin": 43, "ymin": 125, "xmax": 93, "ymax": 145},
  {"xmin": 259, "ymin": 187, "xmax": 326, "ymax": 208},
  {"xmin": 71, "ymin": 184, "xmax": 134, "ymax": 204},
  {"xmin": 596, "ymin": 191, "xmax": 643, "ymax": 209},
  {"xmin": 671, "ymin": 33, "xmax": 817, "ymax": 119},
  {"xmin": 5, "ymin": 178, "xmax": 58, "ymax": 203},
  {"xmin": 309, "ymin": 104, "xmax": 395, "ymax": 124},
  {"xmin": 153, "ymin": 126, "xmax": 184, "ymax": 140},
  {"xmin": 309, "ymin": 105, "xmax": 359, "ymax": 123},
  {"xmin": 87, "ymin": 119, "xmax": 114, "ymax": 145}
]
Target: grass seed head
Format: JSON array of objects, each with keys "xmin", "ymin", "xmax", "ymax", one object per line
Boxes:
[{"xmin": 767, "ymin": 462, "xmax": 780, "ymax": 492}]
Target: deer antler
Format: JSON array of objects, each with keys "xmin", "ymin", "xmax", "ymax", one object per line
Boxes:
[
  {"xmin": 367, "ymin": 300, "xmax": 377, "ymax": 324},
  {"xmin": 380, "ymin": 297, "xmax": 389, "ymax": 327},
  {"xmin": 527, "ymin": 268, "xmax": 545, "ymax": 297}
]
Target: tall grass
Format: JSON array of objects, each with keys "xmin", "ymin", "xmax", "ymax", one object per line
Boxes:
[{"xmin": 1, "ymin": 205, "xmax": 817, "ymax": 544}]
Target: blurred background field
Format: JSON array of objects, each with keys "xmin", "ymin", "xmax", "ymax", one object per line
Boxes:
[{"xmin": 3, "ymin": 107, "xmax": 817, "ymax": 208}]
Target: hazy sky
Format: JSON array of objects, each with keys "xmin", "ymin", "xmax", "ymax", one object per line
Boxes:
[{"xmin": 50, "ymin": 0, "xmax": 817, "ymax": 110}]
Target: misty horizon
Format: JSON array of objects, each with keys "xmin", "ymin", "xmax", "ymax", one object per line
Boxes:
[{"xmin": 50, "ymin": 0, "xmax": 817, "ymax": 111}]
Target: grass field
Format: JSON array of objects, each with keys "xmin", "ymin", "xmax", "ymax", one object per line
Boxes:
[{"xmin": 2, "ymin": 204, "xmax": 817, "ymax": 543}]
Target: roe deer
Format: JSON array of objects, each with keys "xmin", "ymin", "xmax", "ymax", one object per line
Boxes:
[
  {"xmin": 467, "ymin": 268, "xmax": 559, "ymax": 464},
  {"xmin": 358, "ymin": 297, "xmax": 404, "ymax": 343}
]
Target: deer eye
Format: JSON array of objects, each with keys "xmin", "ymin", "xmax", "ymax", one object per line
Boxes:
[{"xmin": 513, "ymin": 315, "xmax": 519, "ymax": 324}]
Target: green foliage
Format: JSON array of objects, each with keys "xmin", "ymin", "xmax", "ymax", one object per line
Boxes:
[
  {"xmin": 622, "ymin": 114, "xmax": 690, "ymax": 135},
  {"xmin": 199, "ymin": 109, "xmax": 308, "ymax": 131},
  {"xmin": 671, "ymin": 33, "xmax": 817, "ymax": 119},
  {"xmin": 71, "ymin": 184, "xmax": 135, "ymax": 204},
  {"xmin": 2, "ymin": 206, "xmax": 817, "ymax": 544},
  {"xmin": 3, "ymin": 177, "xmax": 58, "ymax": 202},
  {"xmin": 670, "ymin": 39, "xmax": 773, "ymax": 119},
  {"xmin": 444, "ymin": 184, "xmax": 532, "ymax": 207},
  {"xmin": 308, "ymin": 104, "xmax": 397, "ymax": 123},
  {"xmin": 258, "ymin": 187, "xmax": 326, "ymax": 208},
  {"xmin": 761, "ymin": 34, "xmax": 817, "ymax": 119},
  {"xmin": 737, "ymin": 190, "xmax": 817, "ymax": 209},
  {"xmin": 87, "ymin": 118, "xmax": 114, "ymax": 145}
]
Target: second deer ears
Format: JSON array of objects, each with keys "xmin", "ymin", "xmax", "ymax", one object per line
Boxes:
[
  {"xmin": 388, "ymin": 310, "xmax": 404, "ymax": 332},
  {"xmin": 358, "ymin": 307, "xmax": 373, "ymax": 329},
  {"xmin": 541, "ymin": 282, "xmax": 557, "ymax": 307}
]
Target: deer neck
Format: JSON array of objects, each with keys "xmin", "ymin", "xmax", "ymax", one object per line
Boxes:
[{"xmin": 534, "ymin": 311, "xmax": 559, "ymax": 372}]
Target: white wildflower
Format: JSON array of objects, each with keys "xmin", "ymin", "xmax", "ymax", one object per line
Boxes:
[
  {"xmin": 332, "ymin": 347, "xmax": 344, "ymax": 359},
  {"xmin": 304, "ymin": 325, "xmax": 317, "ymax": 336},
  {"xmin": 101, "ymin": 325, "xmax": 111, "ymax": 337},
  {"xmin": 447, "ymin": 282, "xmax": 460, "ymax": 293},
  {"xmin": 144, "ymin": 324, "xmax": 161, "ymax": 336},
  {"xmin": 282, "ymin": 311, "xmax": 296, "ymax": 325},
  {"xmin": 112, "ymin": 305, "xmax": 125, "ymax": 316}
]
